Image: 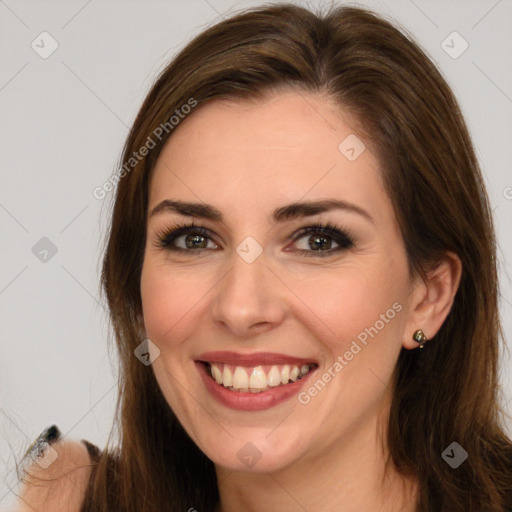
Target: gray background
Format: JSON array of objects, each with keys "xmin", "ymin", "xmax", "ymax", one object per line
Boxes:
[{"xmin": 1, "ymin": 0, "xmax": 511, "ymax": 509}]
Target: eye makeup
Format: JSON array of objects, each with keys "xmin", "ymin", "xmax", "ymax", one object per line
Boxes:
[{"xmin": 152, "ymin": 220, "xmax": 356, "ymax": 258}]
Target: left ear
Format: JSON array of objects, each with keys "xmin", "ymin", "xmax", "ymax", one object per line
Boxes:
[{"xmin": 402, "ymin": 251, "xmax": 462, "ymax": 350}]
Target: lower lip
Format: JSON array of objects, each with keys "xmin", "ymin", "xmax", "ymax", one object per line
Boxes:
[{"xmin": 196, "ymin": 362, "xmax": 316, "ymax": 411}]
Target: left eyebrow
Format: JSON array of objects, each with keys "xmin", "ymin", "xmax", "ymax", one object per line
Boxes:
[
  {"xmin": 149, "ymin": 198, "xmax": 374, "ymax": 225},
  {"xmin": 273, "ymin": 199, "xmax": 374, "ymax": 224}
]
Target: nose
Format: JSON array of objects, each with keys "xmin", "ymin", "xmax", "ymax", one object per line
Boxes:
[{"xmin": 210, "ymin": 250, "xmax": 286, "ymax": 338}]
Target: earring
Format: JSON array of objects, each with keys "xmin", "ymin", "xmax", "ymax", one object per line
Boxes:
[{"xmin": 412, "ymin": 329, "xmax": 428, "ymax": 349}]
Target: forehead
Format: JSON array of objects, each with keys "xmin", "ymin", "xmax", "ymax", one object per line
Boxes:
[{"xmin": 149, "ymin": 90, "xmax": 388, "ymax": 221}]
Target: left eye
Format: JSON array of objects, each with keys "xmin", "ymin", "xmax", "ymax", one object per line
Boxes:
[
  {"xmin": 288, "ymin": 225, "xmax": 354, "ymax": 257},
  {"xmin": 154, "ymin": 222, "xmax": 355, "ymax": 257},
  {"xmin": 294, "ymin": 232, "xmax": 340, "ymax": 251}
]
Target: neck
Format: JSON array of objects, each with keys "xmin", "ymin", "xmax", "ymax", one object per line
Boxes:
[{"xmin": 214, "ymin": 395, "xmax": 418, "ymax": 512}]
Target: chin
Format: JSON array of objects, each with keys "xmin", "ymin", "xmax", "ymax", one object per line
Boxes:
[{"xmin": 191, "ymin": 424, "xmax": 312, "ymax": 474}]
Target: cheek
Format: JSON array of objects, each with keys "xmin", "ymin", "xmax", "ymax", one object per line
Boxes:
[
  {"xmin": 292, "ymin": 262, "xmax": 404, "ymax": 353},
  {"xmin": 140, "ymin": 262, "xmax": 208, "ymax": 342}
]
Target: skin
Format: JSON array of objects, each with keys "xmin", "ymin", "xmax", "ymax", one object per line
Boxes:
[{"xmin": 140, "ymin": 89, "xmax": 462, "ymax": 512}]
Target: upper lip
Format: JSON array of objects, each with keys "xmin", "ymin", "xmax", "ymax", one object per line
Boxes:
[{"xmin": 196, "ymin": 351, "xmax": 318, "ymax": 366}]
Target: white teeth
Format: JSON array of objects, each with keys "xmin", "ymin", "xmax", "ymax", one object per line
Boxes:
[
  {"xmin": 281, "ymin": 365, "xmax": 290, "ymax": 385},
  {"xmin": 232, "ymin": 367, "xmax": 249, "ymax": 390},
  {"xmin": 249, "ymin": 366, "xmax": 267, "ymax": 389},
  {"xmin": 222, "ymin": 366, "xmax": 233, "ymax": 387},
  {"xmin": 211, "ymin": 363, "xmax": 223, "ymax": 384},
  {"xmin": 208, "ymin": 362, "xmax": 314, "ymax": 392},
  {"xmin": 267, "ymin": 365, "xmax": 281, "ymax": 387}
]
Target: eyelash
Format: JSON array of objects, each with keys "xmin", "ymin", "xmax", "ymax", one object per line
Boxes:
[{"xmin": 153, "ymin": 221, "xmax": 356, "ymax": 258}]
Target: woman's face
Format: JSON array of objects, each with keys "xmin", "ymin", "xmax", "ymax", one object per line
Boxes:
[{"xmin": 140, "ymin": 89, "xmax": 417, "ymax": 472}]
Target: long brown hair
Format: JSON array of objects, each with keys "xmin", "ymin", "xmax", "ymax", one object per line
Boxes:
[{"xmin": 78, "ymin": 3, "xmax": 512, "ymax": 511}]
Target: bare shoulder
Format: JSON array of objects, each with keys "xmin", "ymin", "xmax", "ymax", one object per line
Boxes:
[{"xmin": 16, "ymin": 438, "xmax": 93, "ymax": 512}]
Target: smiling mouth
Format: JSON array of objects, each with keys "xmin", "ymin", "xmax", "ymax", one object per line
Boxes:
[{"xmin": 202, "ymin": 361, "xmax": 318, "ymax": 393}]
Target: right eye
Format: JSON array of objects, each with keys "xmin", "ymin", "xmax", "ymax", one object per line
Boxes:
[{"xmin": 154, "ymin": 223, "xmax": 219, "ymax": 252}]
